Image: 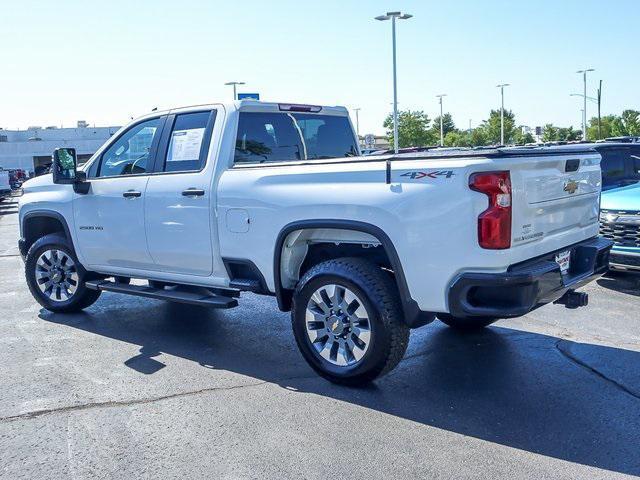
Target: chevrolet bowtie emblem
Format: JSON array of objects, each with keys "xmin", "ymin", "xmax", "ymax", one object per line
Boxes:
[{"xmin": 564, "ymin": 180, "xmax": 579, "ymax": 194}]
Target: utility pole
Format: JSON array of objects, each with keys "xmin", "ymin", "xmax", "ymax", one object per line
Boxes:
[
  {"xmin": 436, "ymin": 94, "xmax": 447, "ymax": 146},
  {"xmin": 353, "ymin": 108, "xmax": 361, "ymax": 138},
  {"xmin": 496, "ymin": 83, "xmax": 510, "ymax": 145},
  {"xmin": 597, "ymin": 80, "xmax": 602, "ymax": 140},
  {"xmin": 576, "ymin": 69, "xmax": 594, "ymax": 140},
  {"xmin": 376, "ymin": 11, "xmax": 412, "ymax": 154}
]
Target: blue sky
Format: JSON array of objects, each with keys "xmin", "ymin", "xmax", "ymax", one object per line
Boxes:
[{"xmin": 1, "ymin": 0, "xmax": 638, "ymax": 134}]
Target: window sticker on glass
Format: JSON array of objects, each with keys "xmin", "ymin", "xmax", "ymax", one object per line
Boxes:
[{"xmin": 167, "ymin": 128, "xmax": 205, "ymax": 162}]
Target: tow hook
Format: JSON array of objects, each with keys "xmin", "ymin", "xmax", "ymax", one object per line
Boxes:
[{"xmin": 554, "ymin": 289, "xmax": 589, "ymax": 309}]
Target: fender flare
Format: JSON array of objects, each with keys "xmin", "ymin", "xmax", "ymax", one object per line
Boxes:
[
  {"xmin": 273, "ymin": 219, "xmax": 434, "ymax": 328},
  {"xmin": 21, "ymin": 210, "xmax": 75, "ymax": 256}
]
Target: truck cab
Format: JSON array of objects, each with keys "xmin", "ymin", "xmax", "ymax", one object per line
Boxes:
[{"xmin": 19, "ymin": 101, "xmax": 358, "ymax": 281}]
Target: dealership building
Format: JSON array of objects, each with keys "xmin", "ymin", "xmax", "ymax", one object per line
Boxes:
[{"xmin": 0, "ymin": 122, "xmax": 120, "ymax": 175}]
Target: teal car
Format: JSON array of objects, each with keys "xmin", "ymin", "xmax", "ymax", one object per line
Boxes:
[{"xmin": 600, "ymin": 182, "xmax": 640, "ymax": 272}]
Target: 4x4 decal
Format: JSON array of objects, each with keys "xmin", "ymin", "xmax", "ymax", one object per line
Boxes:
[{"xmin": 400, "ymin": 170, "xmax": 455, "ymax": 180}]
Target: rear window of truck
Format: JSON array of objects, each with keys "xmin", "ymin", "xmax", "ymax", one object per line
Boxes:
[{"xmin": 234, "ymin": 112, "xmax": 358, "ymax": 164}]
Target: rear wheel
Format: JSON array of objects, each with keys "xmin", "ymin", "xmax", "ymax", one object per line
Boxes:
[
  {"xmin": 25, "ymin": 234, "xmax": 101, "ymax": 313},
  {"xmin": 438, "ymin": 313, "xmax": 497, "ymax": 330},
  {"xmin": 291, "ymin": 258, "xmax": 409, "ymax": 385}
]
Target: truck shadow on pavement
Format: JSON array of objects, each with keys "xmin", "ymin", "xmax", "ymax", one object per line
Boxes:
[
  {"xmin": 597, "ymin": 272, "xmax": 640, "ymax": 297},
  {"xmin": 39, "ymin": 294, "xmax": 640, "ymax": 477}
]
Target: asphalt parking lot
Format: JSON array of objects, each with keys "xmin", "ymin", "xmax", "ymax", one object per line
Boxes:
[{"xmin": 0, "ymin": 194, "xmax": 639, "ymax": 479}]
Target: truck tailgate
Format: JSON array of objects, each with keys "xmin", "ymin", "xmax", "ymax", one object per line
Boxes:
[{"xmin": 508, "ymin": 152, "xmax": 601, "ymax": 249}]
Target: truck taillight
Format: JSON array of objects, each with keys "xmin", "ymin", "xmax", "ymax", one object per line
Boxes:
[{"xmin": 469, "ymin": 171, "xmax": 512, "ymax": 249}]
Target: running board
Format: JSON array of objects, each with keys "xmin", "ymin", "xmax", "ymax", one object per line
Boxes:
[{"xmin": 85, "ymin": 280, "xmax": 238, "ymax": 309}]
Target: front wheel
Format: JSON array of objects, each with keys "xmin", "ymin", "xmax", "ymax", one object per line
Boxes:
[
  {"xmin": 291, "ymin": 258, "xmax": 409, "ymax": 386},
  {"xmin": 25, "ymin": 234, "xmax": 101, "ymax": 313}
]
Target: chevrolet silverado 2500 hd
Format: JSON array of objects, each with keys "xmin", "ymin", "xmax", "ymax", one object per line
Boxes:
[{"xmin": 18, "ymin": 101, "xmax": 613, "ymax": 384}]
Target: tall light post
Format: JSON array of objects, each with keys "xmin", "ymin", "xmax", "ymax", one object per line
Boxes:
[
  {"xmin": 353, "ymin": 108, "xmax": 361, "ymax": 139},
  {"xmin": 496, "ymin": 83, "xmax": 510, "ymax": 145},
  {"xmin": 436, "ymin": 94, "xmax": 447, "ymax": 146},
  {"xmin": 224, "ymin": 81, "xmax": 245, "ymax": 100},
  {"xmin": 570, "ymin": 92, "xmax": 597, "ymax": 138},
  {"xmin": 576, "ymin": 69, "xmax": 594, "ymax": 140},
  {"xmin": 376, "ymin": 11, "xmax": 412, "ymax": 154}
]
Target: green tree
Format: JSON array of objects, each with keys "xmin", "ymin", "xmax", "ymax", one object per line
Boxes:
[
  {"xmin": 444, "ymin": 130, "xmax": 472, "ymax": 147},
  {"xmin": 542, "ymin": 124, "xmax": 582, "ymax": 142},
  {"xmin": 542, "ymin": 123, "xmax": 559, "ymax": 142},
  {"xmin": 587, "ymin": 110, "xmax": 640, "ymax": 141},
  {"xmin": 557, "ymin": 126, "xmax": 581, "ymax": 141},
  {"xmin": 587, "ymin": 115, "xmax": 615, "ymax": 141},
  {"xmin": 513, "ymin": 127, "xmax": 535, "ymax": 145},
  {"xmin": 431, "ymin": 113, "xmax": 457, "ymax": 139},
  {"xmin": 470, "ymin": 127, "xmax": 489, "ymax": 147},
  {"xmin": 477, "ymin": 109, "xmax": 517, "ymax": 145},
  {"xmin": 617, "ymin": 110, "xmax": 640, "ymax": 136},
  {"xmin": 383, "ymin": 110, "xmax": 437, "ymax": 148}
]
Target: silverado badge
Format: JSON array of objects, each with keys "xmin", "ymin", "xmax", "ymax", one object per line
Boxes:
[{"xmin": 563, "ymin": 180, "xmax": 579, "ymax": 194}]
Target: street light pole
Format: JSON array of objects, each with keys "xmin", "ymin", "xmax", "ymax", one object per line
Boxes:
[
  {"xmin": 496, "ymin": 83, "xmax": 510, "ymax": 145},
  {"xmin": 353, "ymin": 108, "xmax": 361, "ymax": 138},
  {"xmin": 376, "ymin": 11, "xmax": 412, "ymax": 154},
  {"xmin": 224, "ymin": 81, "xmax": 245, "ymax": 100},
  {"xmin": 576, "ymin": 69, "xmax": 594, "ymax": 140},
  {"xmin": 436, "ymin": 94, "xmax": 446, "ymax": 146},
  {"xmin": 597, "ymin": 80, "xmax": 602, "ymax": 140}
]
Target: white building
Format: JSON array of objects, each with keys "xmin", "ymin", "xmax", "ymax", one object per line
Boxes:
[{"xmin": 0, "ymin": 122, "xmax": 120, "ymax": 175}]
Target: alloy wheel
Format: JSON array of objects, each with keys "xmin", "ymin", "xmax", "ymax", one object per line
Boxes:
[
  {"xmin": 305, "ymin": 284, "xmax": 372, "ymax": 366},
  {"xmin": 35, "ymin": 249, "xmax": 79, "ymax": 302}
]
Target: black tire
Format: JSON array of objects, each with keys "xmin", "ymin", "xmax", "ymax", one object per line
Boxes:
[
  {"xmin": 291, "ymin": 257, "xmax": 410, "ymax": 386},
  {"xmin": 437, "ymin": 313, "xmax": 497, "ymax": 330},
  {"xmin": 25, "ymin": 233, "xmax": 101, "ymax": 313}
]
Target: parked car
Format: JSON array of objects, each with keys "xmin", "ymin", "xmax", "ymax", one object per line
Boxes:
[
  {"xmin": 592, "ymin": 142, "xmax": 640, "ymax": 191},
  {"xmin": 600, "ymin": 182, "xmax": 640, "ymax": 272},
  {"xmin": 0, "ymin": 169, "xmax": 12, "ymax": 201},
  {"xmin": 18, "ymin": 101, "xmax": 612, "ymax": 384},
  {"xmin": 8, "ymin": 169, "xmax": 27, "ymax": 189},
  {"xmin": 602, "ymin": 136, "xmax": 640, "ymax": 144}
]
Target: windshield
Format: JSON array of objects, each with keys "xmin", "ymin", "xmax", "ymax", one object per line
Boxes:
[{"xmin": 235, "ymin": 112, "xmax": 358, "ymax": 163}]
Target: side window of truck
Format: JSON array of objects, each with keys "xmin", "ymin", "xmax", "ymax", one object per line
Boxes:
[
  {"xmin": 161, "ymin": 111, "xmax": 215, "ymax": 173},
  {"xmin": 234, "ymin": 112, "xmax": 358, "ymax": 164},
  {"xmin": 96, "ymin": 118, "xmax": 162, "ymax": 177}
]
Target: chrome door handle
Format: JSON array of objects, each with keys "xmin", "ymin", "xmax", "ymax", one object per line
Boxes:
[
  {"xmin": 182, "ymin": 188, "xmax": 205, "ymax": 197},
  {"xmin": 123, "ymin": 190, "xmax": 142, "ymax": 198}
]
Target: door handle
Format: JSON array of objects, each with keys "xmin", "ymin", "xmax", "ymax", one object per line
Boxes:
[
  {"xmin": 123, "ymin": 190, "xmax": 142, "ymax": 198},
  {"xmin": 182, "ymin": 188, "xmax": 205, "ymax": 197}
]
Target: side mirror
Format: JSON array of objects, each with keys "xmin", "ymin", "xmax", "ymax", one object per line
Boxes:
[{"xmin": 52, "ymin": 147, "xmax": 77, "ymax": 184}]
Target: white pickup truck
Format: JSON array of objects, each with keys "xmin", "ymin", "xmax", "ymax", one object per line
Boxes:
[{"xmin": 18, "ymin": 101, "xmax": 612, "ymax": 384}]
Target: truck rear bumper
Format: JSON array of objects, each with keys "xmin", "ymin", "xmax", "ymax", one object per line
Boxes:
[{"xmin": 447, "ymin": 236, "xmax": 613, "ymax": 318}]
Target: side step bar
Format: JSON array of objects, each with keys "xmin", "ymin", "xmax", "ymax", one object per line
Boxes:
[{"xmin": 85, "ymin": 280, "xmax": 238, "ymax": 309}]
